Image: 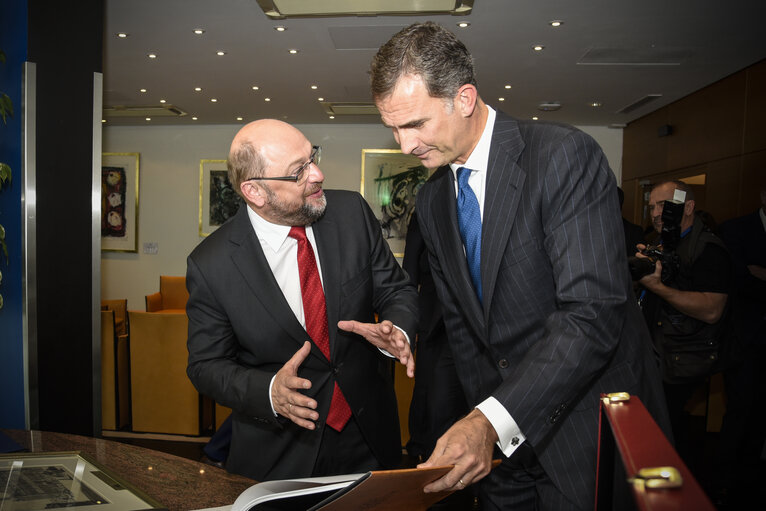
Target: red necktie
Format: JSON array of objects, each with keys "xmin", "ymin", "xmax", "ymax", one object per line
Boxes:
[{"xmin": 288, "ymin": 226, "xmax": 352, "ymax": 432}]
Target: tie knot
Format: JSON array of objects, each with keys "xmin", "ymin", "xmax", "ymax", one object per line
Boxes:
[
  {"xmin": 457, "ymin": 167, "xmax": 472, "ymax": 187},
  {"xmin": 288, "ymin": 225, "xmax": 307, "ymax": 241}
]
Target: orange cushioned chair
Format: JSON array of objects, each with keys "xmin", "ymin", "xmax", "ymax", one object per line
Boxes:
[
  {"xmin": 145, "ymin": 276, "xmax": 189, "ymax": 313},
  {"xmin": 129, "ymin": 311, "xmax": 211, "ymax": 435}
]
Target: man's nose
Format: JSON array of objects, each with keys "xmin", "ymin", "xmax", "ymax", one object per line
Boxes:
[
  {"xmin": 397, "ymin": 130, "xmax": 418, "ymax": 155},
  {"xmin": 308, "ymin": 162, "xmax": 324, "ymax": 182}
]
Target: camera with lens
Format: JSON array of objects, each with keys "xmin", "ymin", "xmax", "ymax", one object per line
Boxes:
[{"xmin": 628, "ymin": 195, "xmax": 685, "ymax": 283}]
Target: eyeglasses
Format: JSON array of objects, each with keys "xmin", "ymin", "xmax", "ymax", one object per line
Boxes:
[{"xmin": 245, "ymin": 145, "xmax": 321, "ymax": 184}]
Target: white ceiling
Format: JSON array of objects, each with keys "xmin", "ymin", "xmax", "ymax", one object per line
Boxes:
[{"xmin": 103, "ymin": 0, "xmax": 766, "ymax": 127}]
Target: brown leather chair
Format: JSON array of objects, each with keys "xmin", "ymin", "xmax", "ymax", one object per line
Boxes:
[
  {"xmin": 101, "ymin": 309, "xmax": 130, "ymax": 431},
  {"xmin": 128, "ymin": 311, "xmax": 211, "ymax": 435},
  {"xmin": 145, "ymin": 276, "xmax": 189, "ymax": 313}
]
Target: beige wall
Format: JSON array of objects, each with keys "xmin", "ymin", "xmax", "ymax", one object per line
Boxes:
[{"xmin": 102, "ymin": 122, "xmax": 623, "ymax": 310}]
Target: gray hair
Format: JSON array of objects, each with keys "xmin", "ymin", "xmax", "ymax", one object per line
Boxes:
[
  {"xmin": 227, "ymin": 140, "xmax": 267, "ymax": 197},
  {"xmin": 370, "ymin": 21, "xmax": 477, "ymax": 101}
]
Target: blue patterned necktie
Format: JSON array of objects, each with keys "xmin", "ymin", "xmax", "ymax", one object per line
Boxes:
[{"xmin": 456, "ymin": 167, "xmax": 482, "ymax": 303}]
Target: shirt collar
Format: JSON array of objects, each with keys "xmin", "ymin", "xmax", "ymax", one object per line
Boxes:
[
  {"xmin": 246, "ymin": 205, "xmax": 293, "ymax": 252},
  {"xmin": 450, "ymin": 106, "xmax": 496, "ymax": 175}
]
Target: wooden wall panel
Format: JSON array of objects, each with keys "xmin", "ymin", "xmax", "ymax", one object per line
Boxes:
[
  {"xmin": 622, "ymin": 107, "xmax": 670, "ymax": 180},
  {"xmin": 744, "ymin": 60, "xmax": 766, "ymax": 154},
  {"xmin": 700, "ymin": 157, "xmax": 743, "ymax": 225},
  {"xmin": 740, "ymin": 149, "xmax": 766, "ymax": 215},
  {"xmin": 667, "ymin": 72, "xmax": 747, "ymax": 171}
]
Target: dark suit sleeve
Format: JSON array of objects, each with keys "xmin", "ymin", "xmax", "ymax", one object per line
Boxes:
[
  {"xmin": 186, "ymin": 252, "xmax": 277, "ymax": 423},
  {"xmin": 356, "ymin": 194, "xmax": 419, "ymax": 339},
  {"xmin": 489, "ymin": 130, "xmax": 632, "ymax": 440}
]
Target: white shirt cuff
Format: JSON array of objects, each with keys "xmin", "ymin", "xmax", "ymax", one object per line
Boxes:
[
  {"xmin": 269, "ymin": 374, "xmax": 278, "ymax": 417},
  {"xmin": 476, "ymin": 396, "xmax": 526, "ymax": 457}
]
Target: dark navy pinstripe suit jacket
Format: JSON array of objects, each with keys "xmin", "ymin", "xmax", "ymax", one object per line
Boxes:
[{"xmin": 415, "ymin": 112, "xmax": 669, "ymax": 509}]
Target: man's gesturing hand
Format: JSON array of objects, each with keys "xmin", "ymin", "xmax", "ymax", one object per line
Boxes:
[
  {"xmin": 271, "ymin": 341, "xmax": 319, "ymax": 430},
  {"xmin": 337, "ymin": 319, "xmax": 415, "ymax": 377}
]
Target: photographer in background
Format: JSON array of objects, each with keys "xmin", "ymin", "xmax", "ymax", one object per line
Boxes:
[{"xmin": 634, "ymin": 180, "xmax": 732, "ymax": 470}]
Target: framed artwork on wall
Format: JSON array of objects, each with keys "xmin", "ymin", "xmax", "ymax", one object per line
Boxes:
[
  {"xmin": 361, "ymin": 149, "xmax": 428, "ymax": 258},
  {"xmin": 101, "ymin": 153, "xmax": 139, "ymax": 252},
  {"xmin": 199, "ymin": 159, "xmax": 244, "ymax": 237}
]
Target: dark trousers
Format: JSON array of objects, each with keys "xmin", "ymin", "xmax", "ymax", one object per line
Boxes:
[
  {"xmin": 478, "ymin": 445, "xmax": 578, "ymax": 510},
  {"xmin": 312, "ymin": 416, "xmax": 382, "ymax": 477}
]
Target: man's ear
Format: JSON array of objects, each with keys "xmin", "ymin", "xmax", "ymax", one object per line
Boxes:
[
  {"xmin": 685, "ymin": 199, "xmax": 695, "ymax": 217},
  {"xmin": 241, "ymin": 181, "xmax": 266, "ymax": 208},
  {"xmin": 456, "ymin": 84, "xmax": 478, "ymax": 117}
]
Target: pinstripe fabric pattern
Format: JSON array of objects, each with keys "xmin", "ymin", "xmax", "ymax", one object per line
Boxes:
[{"xmin": 415, "ymin": 112, "xmax": 670, "ymax": 510}]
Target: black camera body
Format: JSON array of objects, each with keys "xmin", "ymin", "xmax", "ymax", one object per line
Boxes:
[{"xmin": 628, "ymin": 198, "xmax": 685, "ymax": 282}]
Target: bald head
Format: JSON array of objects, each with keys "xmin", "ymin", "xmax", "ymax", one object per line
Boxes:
[{"xmin": 227, "ymin": 119, "xmax": 309, "ymax": 196}]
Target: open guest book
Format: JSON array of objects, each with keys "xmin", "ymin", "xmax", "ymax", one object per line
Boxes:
[{"xmin": 229, "ymin": 465, "xmax": 456, "ymax": 511}]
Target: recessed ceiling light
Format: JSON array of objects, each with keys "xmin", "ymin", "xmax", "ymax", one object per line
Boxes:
[
  {"xmin": 216, "ymin": 51, "xmax": 226, "ymax": 56},
  {"xmin": 145, "ymin": 117, "xmax": 151, "ymax": 121},
  {"xmin": 194, "ymin": 87, "xmax": 202, "ymax": 92},
  {"xmin": 274, "ymin": 26, "xmax": 286, "ymax": 32},
  {"xmin": 310, "ymin": 85, "xmax": 318, "ymax": 89},
  {"xmin": 498, "ymin": 97, "xmax": 505, "ymax": 102},
  {"xmin": 193, "ymin": 29, "xmax": 205, "ymax": 35},
  {"xmin": 549, "ymin": 20, "xmax": 563, "ymax": 27},
  {"xmin": 317, "ymin": 97, "xmax": 324, "ymax": 101},
  {"xmin": 504, "ymin": 84, "xmax": 512, "ymax": 89},
  {"xmin": 139, "ymin": 88, "xmax": 147, "ymax": 93},
  {"xmin": 264, "ymin": 97, "xmax": 271, "ymax": 102},
  {"xmin": 101, "ymin": 119, "xmax": 106, "ymax": 123},
  {"xmin": 236, "ymin": 117, "xmax": 243, "ymax": 121},
  {"xmin": 192, "ymin": 116, "xmax": 198, "ymax": 120},
  {"xmin": 252, "ymin": 86, "xmax": 260, "ymax": 90},
  {"xmin": 329, "ymin": 115, "xmax": 335, "ymax": 119},
  {"xmin": 456, "ymin": 22, "xmax": 470, "ymax": 28},
  {"xmin": 117, "ymin": 33, "xmax": 129, "ymax": 38},
  {"xmin": 533, "ymin": 45, "xmax": 544, "ymax": 51},
  {"xmin": 147, "ymin": 53, "xmax": 157, "ymax": 59},
  {"xmin": 590, "ymin": 101, "xmax": 603, "ymax": 107},
  {"xmin": 211, "ymin": 98, "xmax": 217, "ymax": 102},
  {"xmin": 159, "ymin": 99, "xmax": 166, "ymax": 104},
  {"xmin": 288, "ymin": 49, "xmax": 299, "ymax": 54},
  {"xmin": 532, "ymin": 116, "xmax": 539, "ymax": 120}
]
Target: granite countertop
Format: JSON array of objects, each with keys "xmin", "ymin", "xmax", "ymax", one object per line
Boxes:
[{"xmin": 1, "ymin": 429, "xmax": 255, "ymax": 511}]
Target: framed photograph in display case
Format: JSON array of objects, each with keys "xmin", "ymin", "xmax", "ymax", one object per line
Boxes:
[
  {"xmin": 101, "ymin": 153, "xmax": 139, "ymax": 252},
  {"xmin": 0, "ymin": 451, "xmax": 166, "ymax": 510},
  {"xmin": 360, "ymin": 149, "xmax": 428, "ymax": 258},
  {"xmin": 199, "ymin": 159, "xmax": 244, "ymax": 237}
]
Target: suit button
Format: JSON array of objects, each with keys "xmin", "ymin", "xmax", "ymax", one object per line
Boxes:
[{"xmin": 498, "ymin": 359, "xmax": 509, "ymax": 369}]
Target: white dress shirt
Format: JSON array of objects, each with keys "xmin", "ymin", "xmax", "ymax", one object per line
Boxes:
[
  {"xmin": 449, "ymin": 106, "xmax": 527, "ymax": 457},
  {"xmin": 246, "ymin": 206, "xmax": 407, "ymax": 416}
]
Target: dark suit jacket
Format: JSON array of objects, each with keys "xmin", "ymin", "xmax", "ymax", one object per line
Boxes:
[
  {"xmin": 415, "ymin": 112, "xmax": 668, "ymax": 508},
  {"xmin": 186, "ymin": 190, "xmax": 418, "ymax": 481}
]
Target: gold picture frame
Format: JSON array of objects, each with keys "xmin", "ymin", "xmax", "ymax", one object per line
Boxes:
[
  {"xmin": 199, "ymin": 159, "xmax": 243, "ymax": 237},
  {"xmin": 101, "ymin": 153, "xmax": 139, "ymax": 252},
  {"xmin": 360, "ymin": 149, "xmax": 427, "ymax": 258}
]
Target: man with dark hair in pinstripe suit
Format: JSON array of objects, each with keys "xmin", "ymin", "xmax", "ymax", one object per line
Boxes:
[{"xmin": 371, "ymin": 22, "xmax": 670, "ymax": 510}]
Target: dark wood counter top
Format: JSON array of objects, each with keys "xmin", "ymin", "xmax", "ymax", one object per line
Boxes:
[{"xmin": 1, "ymin": 429, "xmax": 255, "ymax": 511}]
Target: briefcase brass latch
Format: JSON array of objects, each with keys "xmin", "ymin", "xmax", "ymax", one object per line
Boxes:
[
  {"xmin": 601, "ymin": 392, "xmax": 631, "ymax": 404},
  {"xmin": 629, "ymin": 466, "xmax": 683, "ymax": 489}
]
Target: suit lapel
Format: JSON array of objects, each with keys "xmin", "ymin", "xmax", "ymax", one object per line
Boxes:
[
  {"xmin": 227, "ymin": 208, "xmax": 325, "ymax": 360},
  {"xmin": 481, "ymin": 114, "xmax": 526, "ymax": 320},
  {"xmin": 428, "ymin": 167, "xmax": 487, "ymax": 340}
]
